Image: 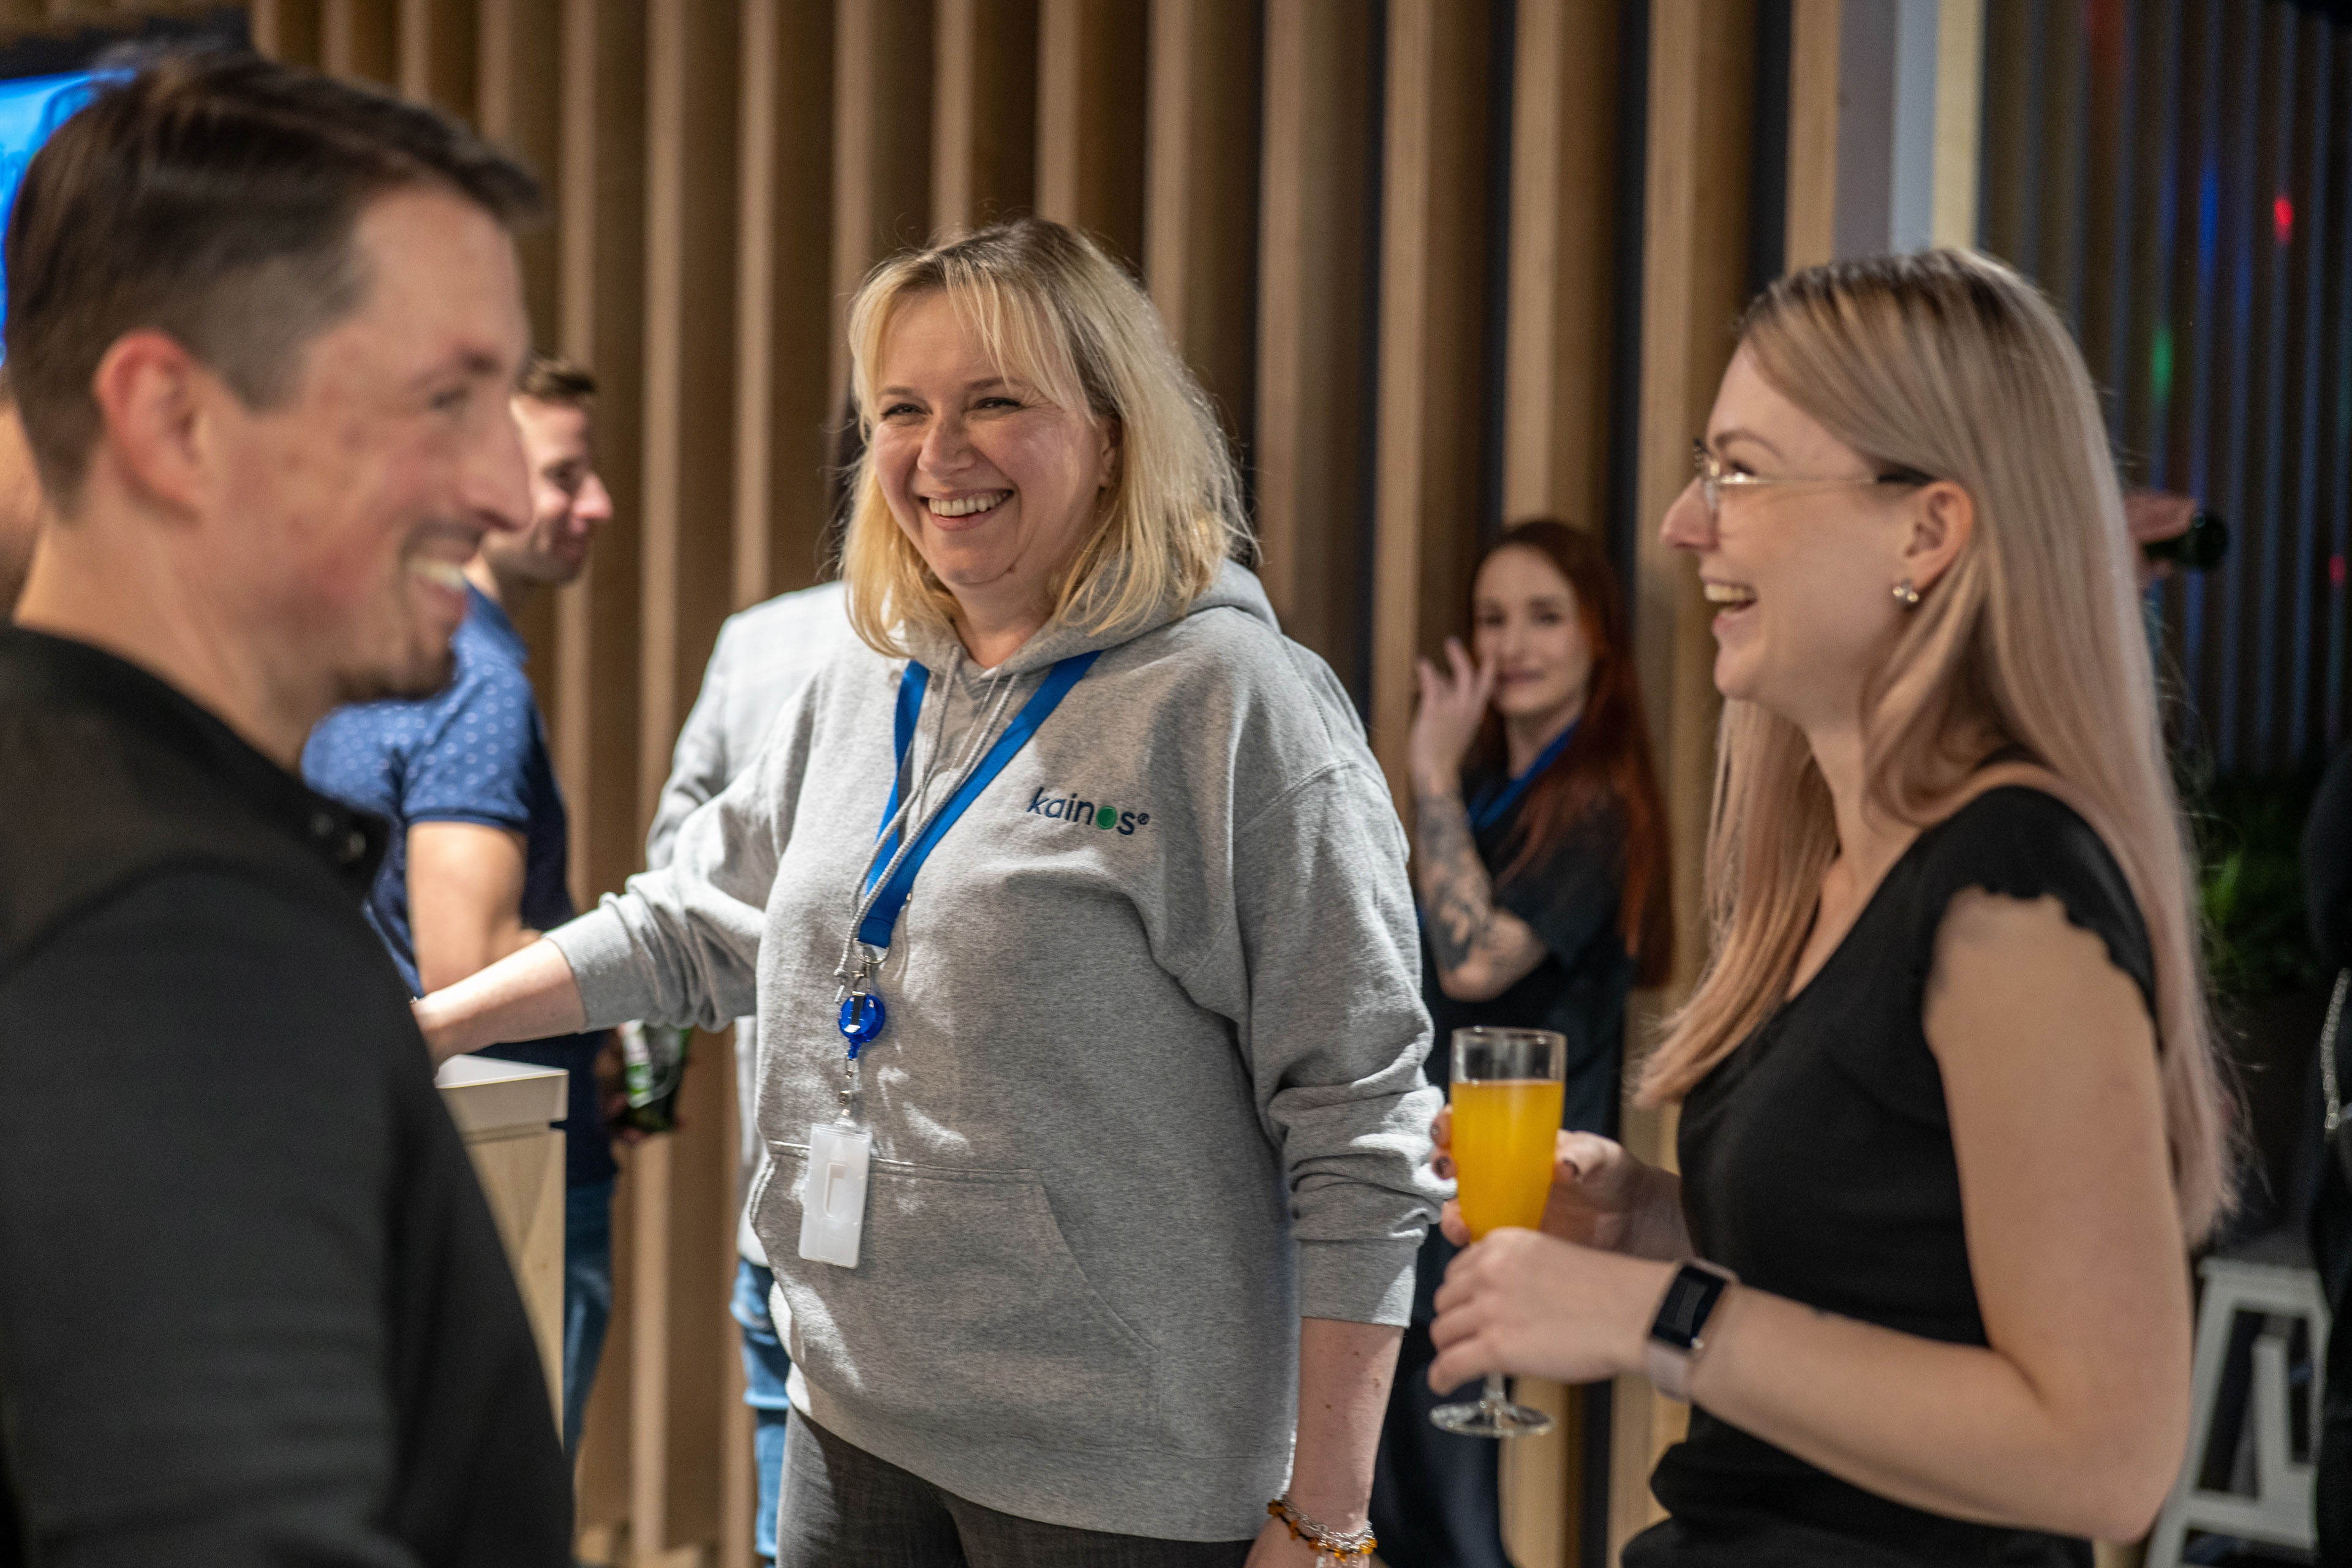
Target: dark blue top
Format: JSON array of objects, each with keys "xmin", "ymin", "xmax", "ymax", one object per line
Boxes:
[
  {"xmin": 303, "ymin": 585, "xmax": 615, "ymax": 1189},
  {"xmin": 1420, "ymin": 778, "xmax": 1631, "ymax": 1140}
]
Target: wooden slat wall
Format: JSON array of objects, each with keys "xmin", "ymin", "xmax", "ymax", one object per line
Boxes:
[
  {"xmin": 1621, "ymin": 2, "xmax": 1755, "ymax": 1559},
  {"xmin": 254, "ymin": 1, "xmax": 1760, "ymax": 1560},
  {"xmin": 1981, "ymin": 0, "xmax": 2352, "ymax": 776}
]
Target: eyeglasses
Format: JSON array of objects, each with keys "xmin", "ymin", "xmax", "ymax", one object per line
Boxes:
[{"xmin": 1690, "ymin": 440, "xmax": 1934, "ymax": 518}]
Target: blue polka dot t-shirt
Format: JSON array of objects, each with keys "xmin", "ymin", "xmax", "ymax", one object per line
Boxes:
[{"xmin": 304, "ymin": 583, "xmax": 616, "ymax": 1189}]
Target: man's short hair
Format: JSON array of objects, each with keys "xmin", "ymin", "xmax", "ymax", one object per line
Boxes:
[
  {"xmin": 515, "ymin": 352, "xmax": 595, "ymax": 410},
  {"xmin": 5, "ymin": 51, "xmax": 542, "ymax": 509}
]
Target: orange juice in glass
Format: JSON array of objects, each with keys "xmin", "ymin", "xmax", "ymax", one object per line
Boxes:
[{"xmin": 1431, "ymin": 1027, "xmax": 1566, "ymax": 1439}]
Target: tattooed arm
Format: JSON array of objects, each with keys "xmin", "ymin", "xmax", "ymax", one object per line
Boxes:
[
  {"xmin": 1415, "ymin": 790, "xmax": 1550, "ymax": 1000},
  {"xmin": 1409, "ymin": 638, "xmax": 1550, "ymax": 1003}
]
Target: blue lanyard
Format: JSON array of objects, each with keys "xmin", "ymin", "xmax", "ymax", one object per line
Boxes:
[
  {"xmin": 1465, "ymin": 718, "xmax": 1578, "ymax": 833},
  {"xmin": 858, "ymin": 649, "xmax": 1100, "ymax": 950}
]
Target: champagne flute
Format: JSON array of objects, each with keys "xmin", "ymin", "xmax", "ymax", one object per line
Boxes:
[{"xmin": 1431, "ymin": 1026, "xmax": 1567, "ymax": 1439}]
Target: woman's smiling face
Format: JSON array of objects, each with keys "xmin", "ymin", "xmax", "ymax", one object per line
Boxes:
[
  {"xmin": 869, "ymin": 290, "xmax": 1116, "ymax": 629},
  {"xmin": 1659, "ymin": 345, "xmax": 1921, "ymax": 734},
  {"xmin": 1471, "ymin": 545, "xmax": 1593, "ymax": 727}
]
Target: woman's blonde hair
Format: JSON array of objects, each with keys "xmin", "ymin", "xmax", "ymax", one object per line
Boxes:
[
  {"xmin": 838, "ymin": 218, "xmax": 1249, "ymax": 654},
  {"xmin": 1637, "ymin": 249, "xmax": 2233, "ymax": 1243}
]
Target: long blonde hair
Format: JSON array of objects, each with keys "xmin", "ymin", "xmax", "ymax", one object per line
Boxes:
[
  {"xmin": 839, "ymin": 219, "xmax": 1249, "ymax": 655},
  {"xmin": 1637, "ymin": 249, "xmax": 2233, "ymax": 1243}
]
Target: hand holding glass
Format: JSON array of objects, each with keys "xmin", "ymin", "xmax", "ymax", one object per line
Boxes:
[{"xmin": 1431, "ymin": 1027, "xmax": 1566, "ymax": 1438}]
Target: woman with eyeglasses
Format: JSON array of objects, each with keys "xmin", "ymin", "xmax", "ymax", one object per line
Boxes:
[{"xmin": 1426, "ymin": 249, "xmax": 2231, "ymax": 1565}]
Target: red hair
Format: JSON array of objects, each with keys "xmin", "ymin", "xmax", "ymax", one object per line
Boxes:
[{"xmin": 1470, "ymin": 519, "xmax": 1673, "ymax": 987}]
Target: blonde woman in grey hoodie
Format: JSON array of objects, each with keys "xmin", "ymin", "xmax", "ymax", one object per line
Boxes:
[{"xmin": 420, "ymin": 219, "xmax": 1444, "ymax": 1568}]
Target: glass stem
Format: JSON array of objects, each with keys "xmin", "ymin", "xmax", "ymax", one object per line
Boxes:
[{"xmin": 1482, "ymin": 1371, "xmax": 1507, "ymax": 1412}]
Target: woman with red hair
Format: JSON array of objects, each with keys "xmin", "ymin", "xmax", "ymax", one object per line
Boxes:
[{"xmin": 1370, "ymin": 518, "xmax": 1672, "ymax": 1566}]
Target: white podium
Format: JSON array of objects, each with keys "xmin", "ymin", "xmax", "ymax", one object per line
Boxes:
[{"xmin": 435, "ymin": 1054, "xmax": 568, "ymax": 1428}]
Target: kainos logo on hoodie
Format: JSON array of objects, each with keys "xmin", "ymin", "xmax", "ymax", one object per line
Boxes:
[{"xmin": 1025, "ymin": 787, "xmax": 1151, "ymax": 835}]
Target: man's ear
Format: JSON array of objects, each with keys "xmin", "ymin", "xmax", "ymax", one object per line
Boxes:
[
  {"xmin": 1901, "ymin": 480, "xmax": 1975, "ymax": 590},
  {"xmin": 87, "ymin": 330, "xmax": 214, "ymax": 520}
]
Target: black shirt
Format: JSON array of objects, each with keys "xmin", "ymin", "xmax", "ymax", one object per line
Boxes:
[
  {"xmin": 0, "ymin": 627, "xmax": 571, "ymax": 1567},
  {"xmin": 1421, "ymin": 785, "xmax": 1633, "ymax": 1137},
  {"xmin": 1625, "ymin": 788, "xmax": 2154, "ymax": 1568}
]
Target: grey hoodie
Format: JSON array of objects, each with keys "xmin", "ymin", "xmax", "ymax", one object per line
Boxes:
[{"xmin": 547, "ymin": 561, "xmax": 1442, "ymax": 1540}]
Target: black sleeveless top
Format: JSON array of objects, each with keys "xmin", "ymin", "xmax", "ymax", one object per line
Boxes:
[{"xmin": 1624, "ymin": 788, "xmax": 2157, "ymax": 1568}]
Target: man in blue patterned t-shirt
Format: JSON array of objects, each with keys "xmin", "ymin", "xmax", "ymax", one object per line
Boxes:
[{"xmin": 304, "ymin": 352, "xmax": 617, "ymax": 1452}]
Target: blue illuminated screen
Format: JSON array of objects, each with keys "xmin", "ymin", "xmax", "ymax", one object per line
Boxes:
[{"xmin": 0, "ymin": 71, "xmax": 99, "ymax": 351}]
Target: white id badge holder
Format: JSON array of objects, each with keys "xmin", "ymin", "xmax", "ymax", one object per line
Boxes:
[{"xmin": 799, "ymin": 1120, "xmax": 872, "ymax": 1267}]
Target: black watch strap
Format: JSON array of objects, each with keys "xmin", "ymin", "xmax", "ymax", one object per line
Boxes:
[{"xmin": 1646, "ymin": 1259, "xmax": 1738, "ymax": 1400}]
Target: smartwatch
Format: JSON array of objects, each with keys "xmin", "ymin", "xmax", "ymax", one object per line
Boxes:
[{"xmin": 1645, "ymin": 1259, "xmax": 1738, "ymax": 1401}]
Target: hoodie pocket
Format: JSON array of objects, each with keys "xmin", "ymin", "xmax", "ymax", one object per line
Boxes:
[{"xmin": 758, "ymin": 1145, "xmax": 1160, "ymax": 1452}]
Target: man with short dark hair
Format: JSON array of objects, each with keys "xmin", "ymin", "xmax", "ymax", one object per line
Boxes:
[
  {"xmin": 0, "ymin": 53, "xmax": 570, "ymax": 1567},
  {"xmin": 306, "ymin": 351, "xmax": 618, "ymax": 1453}
]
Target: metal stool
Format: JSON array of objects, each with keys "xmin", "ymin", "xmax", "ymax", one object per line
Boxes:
[{"xmin": 2147, "ymin": 1232, "xmax": 2330, "ymax": 1567}]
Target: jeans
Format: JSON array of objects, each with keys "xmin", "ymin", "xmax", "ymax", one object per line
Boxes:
[
  {"xmin": 563, "ymin": 1177, "xmax": 616, "ymax": 1454},
  {"xmin": 774, "ymin": 1414, "xmax": 1255, "ymax": 1567},
  {"xmin": 731, "ymin": 1259, "xmax": 795, "ymax": 1562}
]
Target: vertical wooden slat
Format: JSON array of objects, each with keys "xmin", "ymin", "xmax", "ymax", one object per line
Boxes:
[
  {"xmin": 2078, "ymin": 0, "xmax": 2132, "ymax": 419},
  {"xmin": 476, "ymin": 0, "xmax": 563, "ymax": 340},
  {"xmin": 2241, "ymin": 6, "xmax": 2295, "ymax": 769},
  {"xmin": 554, "ymin": 0, "xmax": 647, "ymax": 1532},
  {"xmin": 322, "ymin": 0, "xmax": 398, "ymax": 85},
  {"xmin": 2206, "ymin": 0, "xmax": 2263, "ymax": 766},
  {"xmin": 2323, "ymin": 40, "xmax": 2352, "ymax": 749},
  {"xmin": 472, "ymin": 0, "xmax": 561, "ymax": 707},
  {"xmin": 1977, "ymin": 0, "xmax": 2037, "ymax": 270},
  {"xmin": 636, "ymin": 1, "xmax": 742, "ymax": 1548},
  {"xmin": 1145, "ymin": 0, "xmax": 1263, "ymax": 450},
  {"xmin": 1368, "ymin": 0, "xmax": 1494, "ymax": 805},
  {"xmin": 251, "ymin": 0, "xmax": 325, "ymax": 65},
  {"xmin": 832, "ymin": 0, "xmax": 934, "ymax": 399},
  {"xmin": 1500, "ymin": 0, "xmax": 1621, "ymax": 530},
  {"xmin": 736, "ymin": 0, "xmax": 840, "ymax": 610},
  {"xmin": 1930, "ymin": 0, "xmax": 1984, "ymax": 249},
  {"xmin": 1784, "ymin": 0, "xmax": 1838, "ymax": 271},
  {"xmin": 398, "ymin": 0, "xmax": 478, "ymax": 121},
  {"xmin": 933, "ymin": 0, "xmax": 1039, "ymax": 235},
  {"xmin": 1253, "ymin": 0, "xmax": 1374, "ymax": 695},
  {"xmin": 2032, "ymin": 0, "xmax": 2090, "ymax": 320},
  {"xmin": 2286, "ymin": 16, "xmax": 2331, "ymax": 764},
  {"xmin": 1619, "ymin": 0, "xmax": 1755, "ymax": 1553},
  {"xmin": 1036, "ymin": 0, "xmax": 1148, "ymax": 270},
  {"xmin": 2120, "ymin": 0, "xmax": 2184, "ymax": 491},
  {"xmin": 1496, "ymin": 9, "xmax": 1627, "ymax": 1548}
]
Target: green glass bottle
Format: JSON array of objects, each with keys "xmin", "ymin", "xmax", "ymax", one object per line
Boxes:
[{"xmin": 615, "ymin": 1020, "xmax": 693, "ymax": 1135}]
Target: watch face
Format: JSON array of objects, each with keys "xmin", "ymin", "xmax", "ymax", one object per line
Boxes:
[{"xmin": 1653, "ymin": 1263, "xmax": 1731, "ymax": 1351}]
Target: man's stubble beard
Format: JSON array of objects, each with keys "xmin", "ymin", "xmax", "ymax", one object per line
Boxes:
[{"xmin": 336, "ymin": 636, "xmax": 458, "ymax": 706}]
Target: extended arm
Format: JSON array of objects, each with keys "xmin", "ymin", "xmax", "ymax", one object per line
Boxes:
[
  {"xmin": 414, "ymin": 937, "xmax": 587, "ymax": 1065},
  {"xmin": 1427, "ymin": 892, "xmax": 2186, "ymax": 1542},
  {"xmin": 409, "ymin": 821, "xmax": 540, "ymax": 993}
]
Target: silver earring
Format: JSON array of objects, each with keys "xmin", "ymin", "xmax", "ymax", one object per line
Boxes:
[{"xmin": 1893, "ymin": 579, "xmax": 1921, "ymax": 609}]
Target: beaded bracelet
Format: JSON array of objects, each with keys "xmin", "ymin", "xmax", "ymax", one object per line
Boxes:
[{"xmin": 1266, "ymin": 1494, "xmax": 1377, "ymax": 1566}]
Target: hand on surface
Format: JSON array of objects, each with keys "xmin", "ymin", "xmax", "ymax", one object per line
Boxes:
[
  {"xmin": 1427, "ymin": 1229, "xmax": 1670, "ymax": 1390},
  {"xmin": 1430, "ymin": 1108, "xmax": 1658, "ymax": 1253},
  {"xmin": 1408, "ymin": 638, "xmax": 1494, "ymax": 796}
]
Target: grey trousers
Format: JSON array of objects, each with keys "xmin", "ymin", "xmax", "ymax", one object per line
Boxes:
[{"xmin": 774, "ymin": 1415, "xmax": 1257, "ymax": 1568}]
